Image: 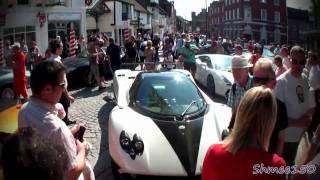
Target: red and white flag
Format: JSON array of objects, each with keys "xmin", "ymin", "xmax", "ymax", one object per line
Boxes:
[{"xmin": 69, "ymin": 30, "xmax": 76, "ymax": 58}]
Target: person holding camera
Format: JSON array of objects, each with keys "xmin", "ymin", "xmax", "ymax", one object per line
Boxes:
[
  {"xmin": 18, "ymin": 61, "xmax": 94, "ymax": 180},
  {"xmin": 177, "ymin": 37, "xmax": 199, "ymax": 77}
]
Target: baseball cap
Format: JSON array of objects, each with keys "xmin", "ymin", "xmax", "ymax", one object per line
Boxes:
[
  {"xmin": 12, "ymin": 42, "xmax": 21, "ymax": 49},
  {"xmin": 232, "ymin": 55, "xmax": 253, "ymax": 69}
]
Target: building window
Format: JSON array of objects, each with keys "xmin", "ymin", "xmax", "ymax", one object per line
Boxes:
[
  {"xmin": 225, "ymin": 11, "xmax": 228, "ymax": 20},
  {"xmin": 244, "ymin": 7, "xmax": 251, "ymax": 21},
  {"xmin": 274, "ymin": 11, "xmax": 280, "ymax": 23},
  {"xmin": 122, "ymin": 3, "xmax": 132, "ymax": 20},
  {"xmin": 3, "ymin": 26, "xmax": 35, "ymax": 47},
  {"xmin": 147, "ymin": 14, "xmax": 150, "ymax": 24},
  {"xmin": 237, "ymin": 0, "xmax": 240, "ymax": 3},
  {"xmin": 229, "ymin": 10, "xmax": 232, "ymax": 20},
  {"xmin": 233, "ymin": 9, "xmax": 235, "ymax": 19},
  {"xmin": 274, "ymin": 0, "xmax": 279, "ymax": 6},
  {"xmin": 17, "ymin": 0, "xmax": 28, "ymax": 4},
  {"xmin": 261, "ymin": 9, "xmax": 267, "ymax": 21},
  {"xmin": 260, "ymin": 0, "xmax": 267, "ymax": 3},
  {"xmin": 237, "ymin": 8, "xmax": 240, "ymax": 19}
]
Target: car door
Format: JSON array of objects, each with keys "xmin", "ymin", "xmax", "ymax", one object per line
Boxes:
[{"xmin": 197, "ymin": 56, "xmax": 209, "ymax": 84}]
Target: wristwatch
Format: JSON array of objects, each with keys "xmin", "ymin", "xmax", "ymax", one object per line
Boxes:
[{"xmin": 311, "ymin": 136, "xmax": 320, "ymax": 147}]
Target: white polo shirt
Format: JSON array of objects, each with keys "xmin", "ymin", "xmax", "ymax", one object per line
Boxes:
[{"xmin": 18, "ymin": 97, "xmax": 77, "ymax": 170}]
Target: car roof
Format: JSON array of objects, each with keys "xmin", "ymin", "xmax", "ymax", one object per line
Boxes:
[{"xmin": 196, "ymin": 54, "xmax": 232, "ymax": 59}]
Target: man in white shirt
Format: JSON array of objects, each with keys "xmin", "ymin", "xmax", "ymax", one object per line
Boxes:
[
  {"xmin": 18, "ymin": 61, "xmax": 93, "ymax": 179},
  {"xmin": 274, "ymin": 45, "xmax": 315, "ymax": 166},
  {"xmin": 47, "ymin": 39, "xmax": 76, "ymax": 125}
]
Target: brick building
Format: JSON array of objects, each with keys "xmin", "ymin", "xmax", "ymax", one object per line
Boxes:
[
  {"xmin": 191, "ymin": 9, "xmax": 207, "ymax": 34},
  {"xmin": 208, "ymin": 0, "xmax": 287, "ymax": 44}
]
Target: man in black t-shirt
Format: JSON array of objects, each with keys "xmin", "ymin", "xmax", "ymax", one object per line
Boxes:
[
  {"xmin": 106, "ymin": 38, "xmax": 121, "ymax": 73},
  {"xmin": 124, "ymin": 36, "xmax": 136, "ymax": 64}
]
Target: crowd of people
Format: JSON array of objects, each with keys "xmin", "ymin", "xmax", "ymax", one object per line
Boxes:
[{"xmin": 1, "ymin": 31, "xmax": 320, "ymax": 179}]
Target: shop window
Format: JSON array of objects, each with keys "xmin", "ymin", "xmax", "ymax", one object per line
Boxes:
[{"xmin": 3, "ymin": 25, "xmax": 35, "ymax": 47}]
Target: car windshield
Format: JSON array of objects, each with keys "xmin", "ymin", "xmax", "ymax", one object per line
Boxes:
[
  {"xmin": 131, "ymin": 73, "xmax": 206, "ymax": 117},
  {"xmin": 213, "ymin": 56, "xmax": 232, "ymax": 72}
]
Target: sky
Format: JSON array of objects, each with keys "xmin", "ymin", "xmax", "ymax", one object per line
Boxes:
[{"xmin": 173, "ymin": 0, "xmax": 312, "ymax": 21}]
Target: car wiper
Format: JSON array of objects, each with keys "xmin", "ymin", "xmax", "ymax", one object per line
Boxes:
[{"xmin": 180, "ymin": 100, "xmax": 197, "ymax": 119}]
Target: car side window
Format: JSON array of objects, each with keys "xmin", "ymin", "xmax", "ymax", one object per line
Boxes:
[{"xmin": 198, "ymin": 56, "xmax": 208, "ymax": 63}]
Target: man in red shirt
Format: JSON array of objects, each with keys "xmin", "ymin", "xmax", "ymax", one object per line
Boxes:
[{"xmin": 11, "ymin": 43, "xmax": 28, "ymax": 102}]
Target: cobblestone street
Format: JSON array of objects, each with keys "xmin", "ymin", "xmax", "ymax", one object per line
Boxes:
[{"xmin": 68, "ymin": 82, "xmax": 115, "ymax": 180}]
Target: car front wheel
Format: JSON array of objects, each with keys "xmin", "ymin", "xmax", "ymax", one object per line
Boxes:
[
  {"xmin": 0, "ymin": 85, "xmax": 15, "ymax": 99},
  {"xmin": 207, "ymin": 76, "xmax": 216, "ymax": 97}
]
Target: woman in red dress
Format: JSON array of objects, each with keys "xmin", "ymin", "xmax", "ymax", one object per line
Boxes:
[
  {"xmin": 202, "ymin": 87, "xmax": 286, "ymax": 180},
  {"xmin": 11, "ymin": 43, "xmax": 28, "ymax": 101}
]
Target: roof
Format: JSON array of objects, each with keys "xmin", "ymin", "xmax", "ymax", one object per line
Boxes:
[{"xmin": 132, "ymin": 0, "xmax": 148, "ymax": 13}]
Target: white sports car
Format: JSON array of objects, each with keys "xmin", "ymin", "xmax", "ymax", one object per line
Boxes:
[
  {"xmin": 109, "ymin": 69, "xmax": 231, "ymax": 178},
  {"xmin": 194, "ymin": 54, "xmax": 234, "ymax": 97}
]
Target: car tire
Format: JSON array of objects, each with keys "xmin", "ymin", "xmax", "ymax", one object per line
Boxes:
[
  {"xmin": 0, "ymin": 85, "xmax": 15, "ymax": 99},
  {"xmin": 207, "ymin": 76, "xmax": 216, "ymax": 97}
]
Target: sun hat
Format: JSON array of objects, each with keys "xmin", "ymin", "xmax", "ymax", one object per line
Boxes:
[
  {"xmin": 232, "ymin": 55, "xmax": 253, "ymax": 69},
  {"xmin": 12, "ymin": 42, "xmax": 21, "ymax": 49}
]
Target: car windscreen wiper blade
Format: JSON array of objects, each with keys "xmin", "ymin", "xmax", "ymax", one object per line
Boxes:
[{"xmin": 180, "ymin": 100, "xmax": 197, "ymax": 119}]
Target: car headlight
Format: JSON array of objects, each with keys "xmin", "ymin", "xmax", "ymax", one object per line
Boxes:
[
  {"xmin": 221, "ymin": 75, "xmax": 232, "ymax": 86},
  {"xmin": 119, "ymin": 131, "xmax": 144, "ymax": 159},
  {"xmin": 120, "ymin": 131, "xmax": 131, "ymax": 152},
  {"xmin": 132, "ymin": 134, "xmax": 144, "ymax": 155}
]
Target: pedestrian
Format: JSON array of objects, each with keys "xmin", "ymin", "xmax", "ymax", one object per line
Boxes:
[
  {"xmin": 11, "ymin": 42, "xmax": 28, "ymax": 103},
  {"xmin": 47, "ymin": 39, "xmax": 76, "ymax": 125},
  {"xmin": 274, "ymin": 55, "xmax": 288, "ymax": 77},
  {"xmin": 97, "ymin": 39, "xmax": 107, "ymax": 84},
  {"xmin": 144, "ymin": 40, "xmax": 156, "ymax": 71},
  {"xmin": 106, "ymin": 37, "xmax": 121, "ymax": 73},
  {"xmin": 307, "ymin": 53, "xmax": 320, "ymax": 140},
  {"xmin": 27, "ymin": 40, "xmax": 42, "ymax": 70},
  {"xmin": 202, "ymin": 86, "xmax": 286, "ymax": 180},
  {"xmin": 280, "ymin": 46, "xmax": 291, "ymax": 69},
  {"xmin": 292, "ymin": 123, "xmax": 320, "ymax": 180},
  {"xmin": 235, "ymin": 44, "xmax": 243, "ymax": 56},
  {"xmin": 4, "ymin": 40, "xmax": 12, "ymax": 67},
  {"xmin": 177, "ymin": 37, "xmax": 199, "ymax": 77},
  {"xmin": 253, "ymin": 58, "xmax": 288, "ymax": 154},
  {"xmin": 124, "ymin": 36, "xmax": 137, "ymax": 70},
  {"xmin": 249, "ymin": 43, "xmax": 263, "ymax": 73},
  {"xmin": 18, "ymin": 61, "xmax": 94, "ymax": 180},
  {"xmin": 274, "ymin": 45, "xmax": 316, "ymax": 166},
  {"xmin": 87, "ymin": 38, "xmax": 106, "ymax": 90},
  {"xmin": 227, "ymin": 56, "xmax": 253, "ymax": 130}
]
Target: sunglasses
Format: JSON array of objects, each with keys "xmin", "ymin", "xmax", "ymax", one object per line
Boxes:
[
  {"xmin": 253, "ymin": 77, "xmax": 275, "ymax": 84},
  {"xmin": 292, "ymin": 59, "xmax": 306, "ymax": 65},
  {"xmin": 54, "ymin": 82, "xmax": 66, "ymax": 88}
]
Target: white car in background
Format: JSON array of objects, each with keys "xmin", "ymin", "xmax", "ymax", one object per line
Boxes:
[{"xmin": 195, "ymin": 54, "xmax": 234, "ymax": 97}]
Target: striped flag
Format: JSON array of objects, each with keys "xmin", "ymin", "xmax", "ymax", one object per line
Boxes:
[
  {"xmin": 69, "ymin": 29, "xmax": 76, "ymax": 57},
  {"xmin": 124, "ymin": 28, "xmax": 130, "ymax": 42},
  {"xmin": 0, "ymin": 39, "xmax": 4, "ymax": 67}
]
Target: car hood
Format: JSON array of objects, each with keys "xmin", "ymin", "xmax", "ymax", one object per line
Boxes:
[
  {"xmin": 109, "ymin": 101, "xmax": 231, "ymax": 176},
  {"xmin": 216, "ymin": 70, "xmax": 234, "ymax": 84}
]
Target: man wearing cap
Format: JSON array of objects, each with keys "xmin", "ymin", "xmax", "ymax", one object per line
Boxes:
[
  {"xmin": 227, "ymin": 55, "xmax": 253, "ymax": 130},
  {"xmin": 11, "ymin": 42, "xmax": 28, "ymax": 102}
]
